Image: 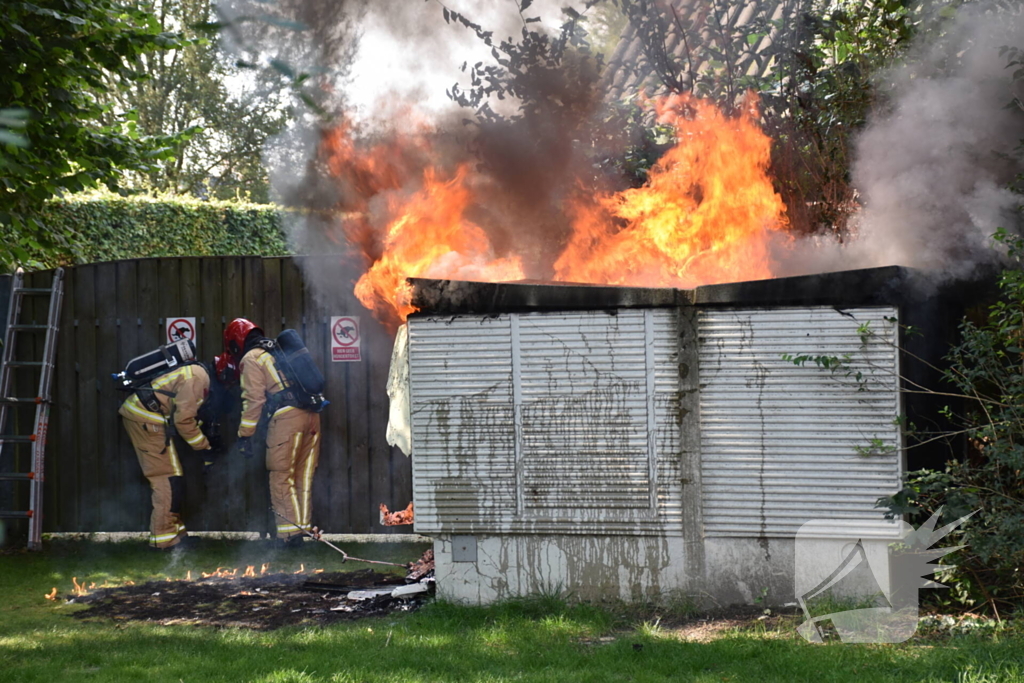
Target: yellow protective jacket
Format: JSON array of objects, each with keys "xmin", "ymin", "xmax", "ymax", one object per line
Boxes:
[
  {"xmin": 238, "ymin": 347, "xmax": 298, "ymax": 438},
  {"xmin": 118, "ymin": 364, "xmax": 211, "ymax": 451}
]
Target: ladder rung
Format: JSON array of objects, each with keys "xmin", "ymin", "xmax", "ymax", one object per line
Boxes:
[
  {"xmin": 0, "ymin": 473, "xmax": 34, "ymax": 481},
  {"xmin": 14, "ymin": 288, "xmax": 53, "ymax": 295},
  {"xmin": 0, "ymin": 397, "xmax": 43, "ymax": 404},
  {"xmin": 5, "ymin": 361, "xmax": 43, "ymax": 367},
  {"xmin": 0, "ymin": 435, "xmax": 36, "ymax": 443},
  {"xmin": 9, "ymin": 324, "xmax": 48, "ymax": 331},
  {"xmin": 0, "ymin": 511, "xmax": 34, "ymax": 519}
]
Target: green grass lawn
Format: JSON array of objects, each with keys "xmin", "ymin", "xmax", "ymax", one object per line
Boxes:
[{"xmin": 2, "ymin": 539, "xmax": 1023, "ymax": 682}]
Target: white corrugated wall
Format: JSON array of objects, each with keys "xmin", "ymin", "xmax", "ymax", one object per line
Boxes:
[
  {"xmin": 408, "ymin": 309, "xmax": 682, "ymax": 536},
  {"xmin": 698, "ymin": 307, "xmax": 902, "ymax": 538},
  {"xmin": 407, "ymin": 304, "xmax": 903, "ymax": 540}
]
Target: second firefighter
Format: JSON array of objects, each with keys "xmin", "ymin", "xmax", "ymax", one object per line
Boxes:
[{"xmin": 224, "ymin": 318, "xmax": 322, "ymax": 545}]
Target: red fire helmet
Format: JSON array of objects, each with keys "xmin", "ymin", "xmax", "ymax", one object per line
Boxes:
[
  {"xmin": 213, "ymin": 354, "xmax": 239, "ymax": 386},
  {"xmin": 224, "ymin": 318, "xmax": 261, "ymax": 361}
]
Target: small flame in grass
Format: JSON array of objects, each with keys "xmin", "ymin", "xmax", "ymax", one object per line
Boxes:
[
  {"xmin": 125, "ymin": 580, "xmax": 135, "ymax": 586},
  {"xmin": 294, "ymin": 564, "xmax": 305, "ymax": 575},
  {"xmin": 313, "ymin": 569, "xmax": 324, "ymax": 574},
  {"xmin": 260, "ymin": 563, "xmax": 270, "ymax": 576},
  {"xmin": 71, "ymin": 577, "xmax": 87, "ymax": 596},
  {"xmin": 186, "ymin": 570, "xmax": 192, "ymax": 581},
  {"xmin": 89, "ymin": 582, "xmax": 95, "ymax": 589},
  {"xmin": 243, "ymin": 565, "xmax": 256, "ymax": 578},
  {"xmin": 202, "ymin": 567, "xmax": 239, "ymax": 579},
  {"xmin": 44, "ymin": 587, "xmax": 57, "ymax": 601}
]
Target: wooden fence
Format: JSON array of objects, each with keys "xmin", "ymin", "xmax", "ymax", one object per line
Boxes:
[{"xmin": 0, "ymin": 256, "xmax": 411, "ymax": 536}]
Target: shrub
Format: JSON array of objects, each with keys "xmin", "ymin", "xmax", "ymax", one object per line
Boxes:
[
  {"xmin": 883, "ymin": 230, "xmax": 1024, "ymax": 617},
  {"xmin": 30, "ymin": 192, "xmax": 290, "ymax": 266}
]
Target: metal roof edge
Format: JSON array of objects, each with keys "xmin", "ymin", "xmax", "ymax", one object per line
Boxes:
[
  {"xmin": 408, "ymin": 278, "xmax": 692, "ymax": 316},
  {"xmin": 693, "ymin": 266, "xmax": 922, "ymax": 307}
]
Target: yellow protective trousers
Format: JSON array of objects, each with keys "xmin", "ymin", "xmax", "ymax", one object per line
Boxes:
[
  {"xmin": 122, "ymin": 418, "xmax": 186, "ymax": 548},
  {"xmin": 265, "ymin": 407, "xmax": 321, "ymax": 539}
]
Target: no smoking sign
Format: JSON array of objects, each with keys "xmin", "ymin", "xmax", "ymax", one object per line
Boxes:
[{"xmin": 330, "ymin": 316, "xmax": 361, "ymax": 362}]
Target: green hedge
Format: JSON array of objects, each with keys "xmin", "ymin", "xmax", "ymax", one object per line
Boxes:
[{"xmin": 34, "ymin": 193, "xmax": 289, "ymax": 265}]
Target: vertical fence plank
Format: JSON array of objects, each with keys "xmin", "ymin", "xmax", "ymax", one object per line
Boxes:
[
  {"xmin": 114, "ymin": 260, "xmax": 140, "ymax": 531},
  {"xmin": 220, "ymin": 257, "xmax": 246, "ymax": 532},
  {"xmin": 197, "ymin": 257, "xmax": 229, "ymax": 532},
  {"xmin": 94, "ymin": 263, "xmax": 121, "ymax": 531},
  {"xmin": 299, "ymin": 259, "xmax": 333, "ymax": 531},
  {"xmin": 244, "ymin": 257, "xmax": 269, "ymax": 534},
  {"xmin": 131, "ymin": 259, "xmax": 164, "ymax": 531},
  {"xmin": 262, "ymin": 258, "xmax": 283, "ymax": 338},
  {"xmin": 222, "ymin": 257, "xmax": 266, "ymax": 534},
  {"xmin": 73, "ymin": 265, "xmax": 99, "ymax": 531},
  {"xmin": 277, "ymin": 258, "xmax": 307, "ymax": 532},
  {"xmin": 52, "ymin": 268, "xmax": 78, "ymax": 531},
  {"xmin": 365, "ymin": 313, "xmax": 400, "ymax": 532},
  {"xmin": 174, "ymin": 257, "xmax": 206, "ymax": 530},
  {"xmin": 340, "ymin": 266, "xmax": 370, "ymax": 534}
]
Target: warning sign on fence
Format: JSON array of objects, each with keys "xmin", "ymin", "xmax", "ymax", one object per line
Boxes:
[
  {"xmin": 166, "ymin": 317, "xmax": 196, "ymax": 344},
  {"xmin": 331, "ymin": 316, "xmax": 361, "ymax": 362}
]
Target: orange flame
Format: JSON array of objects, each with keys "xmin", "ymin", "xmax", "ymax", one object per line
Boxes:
[
  {"xmin": 380, "ymin": 501, "xmax": 414, "ymax": 526},
  {"xmin": 294, "ymin": 564, "xmax": 306, "ymax": 575},
  {"xmin": 321, "ymin": 94, "xmax": 788, "ymax": 327},
  {"xmin": 45, "ymin": 587, "xmax": 57, "ymax": 601},
  {"xmin": 243, "ymin": 565, "xmax": 256, "ymax": 578},
  {"xmin": 352, "ymin": 166, "xmax": 524, "ymax": 329},
  {"xmin": 260, "ymin": 563, "xmax": 270, "ymax": 575},
  {"xmin": 555, "ymin": 93, "xmax": 787, "ymax": 287},
  {"xmin": 186, "ymin": 570, "xmax": 192, "ymax": 581},
  {"xmin": 71, "ymin": 577, "xmax": 87, "ymax": 596},
  {"xmin": 201, "ymin": 567, "xmax": 238, "ymax": 579}
]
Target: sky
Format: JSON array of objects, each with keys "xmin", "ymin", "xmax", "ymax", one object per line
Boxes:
[{"xmin": 344, "ymin": 0, "xmax": 596, "ymax": 123}]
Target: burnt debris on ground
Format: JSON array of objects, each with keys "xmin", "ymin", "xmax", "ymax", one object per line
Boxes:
[{"xmin": 68, "ymin": 563, "xmax": 435, "ymax": 630}]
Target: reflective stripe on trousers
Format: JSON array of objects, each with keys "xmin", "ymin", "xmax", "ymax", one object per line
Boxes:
[{"xmin": 265, "ymin": 408, "xmax": 321, "ymax": 539}]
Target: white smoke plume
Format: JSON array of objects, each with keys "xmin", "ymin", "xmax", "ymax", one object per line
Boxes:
[{"xmin": 780, "ymin": 5, "xmax": 1024, "ymax": 282}]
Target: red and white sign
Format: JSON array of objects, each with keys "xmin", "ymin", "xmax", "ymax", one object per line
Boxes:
[
  {"xmin": 331, "ymin": 316, "xmax": 361, "ymax": 362},
  {"xmin": 166, "ymin": 317, "xmax": 196, "ymax": 344}
]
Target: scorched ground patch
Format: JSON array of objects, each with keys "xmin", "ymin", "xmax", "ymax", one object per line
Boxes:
[{"xmin": 66, "ymin": 569, "xmax": 428, "ymax": 629}]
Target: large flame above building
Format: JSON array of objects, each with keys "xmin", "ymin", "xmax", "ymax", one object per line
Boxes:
[
  {"xmin": 321, "ymin": 93, "xmax": 788, "ymax": 330},
  {"xmin": 556, "ymin": 93, "xmax": 788, "ymax": 287}
]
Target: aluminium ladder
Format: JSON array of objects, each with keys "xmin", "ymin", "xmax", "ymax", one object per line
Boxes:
[{"xmin": 0, "ymin": 268, "xmax": 64, "ymax": 550}]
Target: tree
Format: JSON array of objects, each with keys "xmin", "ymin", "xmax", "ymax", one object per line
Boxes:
[
  {"xmin": 608, "ymin": 0, "xmax": 917, "ymax": 236},
  {"xmin": 103, "ymin": 0, "xmax": 292, "ymax": 202},
  {"xmin": 0, "ymin": 0, "xmax": 186, "ymax": 271}
]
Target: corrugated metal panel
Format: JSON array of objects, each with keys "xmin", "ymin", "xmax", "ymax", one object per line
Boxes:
[
  {"xmin": 518, "ymin": 311, "xmax": 652, "ymax": 510},
  {"xmin": 409, "ymin": 316, "xmax": 517, "ymax": 531},
  {"xmin": 699, "ymin": 307, "xmax": 902, "ymax": 538},
  {"xmin": 409, "ymin": 309, "xmax": 683, "ymax": 536}
]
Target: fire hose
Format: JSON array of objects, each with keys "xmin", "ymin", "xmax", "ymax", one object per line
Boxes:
[{"xmin": 270, "ymin": 508, "xmax": 408, "ymax": 568}]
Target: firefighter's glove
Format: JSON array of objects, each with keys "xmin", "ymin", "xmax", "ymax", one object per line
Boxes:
[
  {"xmin": 202, "ymin": 447, "xmax": 223, "ymax": 475},
  {"xmin": 235, "ymin": 436, "xmax": 254, "ymax": 460}
]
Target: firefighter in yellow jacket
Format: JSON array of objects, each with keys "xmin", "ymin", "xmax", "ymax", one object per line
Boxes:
[
  {"xmin": 224, "ymin": 318, "xmax": 321, "ymax": 546},
  {"xmin": 119, "ymin": 363, "xmax": 214, "ymax": 549}
]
